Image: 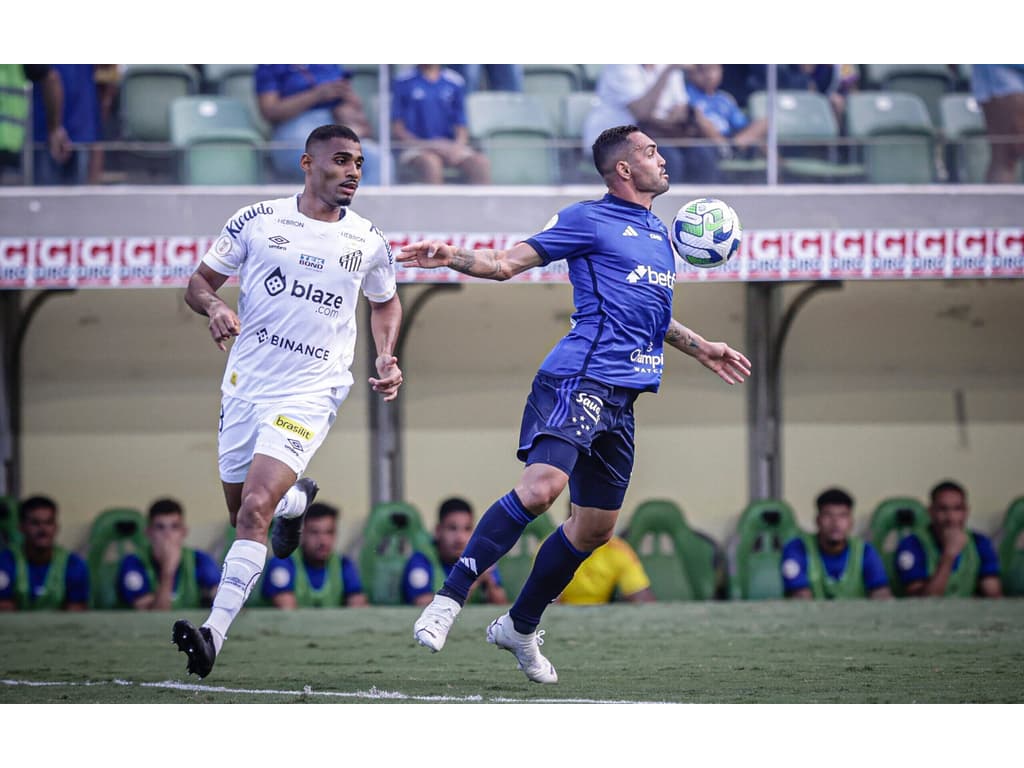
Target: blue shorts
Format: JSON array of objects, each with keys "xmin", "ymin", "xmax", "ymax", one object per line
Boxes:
[
  {"xmin": 517, "ymin": 372, "xmax": 640, "ymax": 510},
  {"xmin": 971, "ymin": 64, "xmax": 1024, "ymax": 103}
]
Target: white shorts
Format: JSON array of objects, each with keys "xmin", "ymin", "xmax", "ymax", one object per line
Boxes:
[{"xmin": 217, "ymin": 389, "xmax": 350, "ymax": 483}]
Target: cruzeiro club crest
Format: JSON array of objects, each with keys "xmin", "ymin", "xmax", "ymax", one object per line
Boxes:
[{"xmin": 339, "ymin": 248, "xmax": 363, "ymax": 272}]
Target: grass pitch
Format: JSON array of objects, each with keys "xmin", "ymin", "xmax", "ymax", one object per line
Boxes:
[{"xmin": 2, "ymin": 599, "xmax": 1022, "ymax": 704}]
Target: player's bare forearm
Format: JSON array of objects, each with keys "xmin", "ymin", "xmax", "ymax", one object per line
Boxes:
[
  {"xmin": 449, "ymin": 248, "xmax": 514, "ymax": 280},
  {"xmin": 664, "ymin": 318, "xmax": 703, "ymax": 356},
  {"xmin": 665, "ymin": 317, "xmax": 752, "ymax": 385},
  {"xmin": 398, "ymin": 240, "xmax": 542, "ymax": 281},
  {"xmin": 369, "ymin": 294, "xmax": 404, "ymax": 401},
  {"xmin": 185, "ymin": 264, "xmax": 230, "ymax": 317}
]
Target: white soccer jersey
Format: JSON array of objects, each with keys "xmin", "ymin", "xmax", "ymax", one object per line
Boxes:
[{"xmin": 201, "ymin": 194, "xmax": 396, "ymax": 402}]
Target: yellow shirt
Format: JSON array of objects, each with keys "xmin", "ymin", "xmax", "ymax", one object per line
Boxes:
[{"xmin": 560, "ymin": 537, "xmax": 651, "ymax": 605}]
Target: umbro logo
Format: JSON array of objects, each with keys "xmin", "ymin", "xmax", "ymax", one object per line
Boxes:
[
  {"xmin": 622, "ymin": 226, "xmax": 639, "ymax": 237},
  {"xmin": 269, "ymin": 235, "xmax": 289, "ymax": 250},
  {"xmin": 458, "ymin": 556, "xmax": 478, "ymax": 575}
]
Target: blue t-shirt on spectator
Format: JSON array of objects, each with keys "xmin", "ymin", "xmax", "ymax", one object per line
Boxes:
[
  {"xmin": 895, "ymin": 529, "xmax": 1000, "ymax": 585},
  {"xmin": 781, "ymin": 537, "xmax": 889, "ymax": 594},
  {"xmin": 390, "ymin": 67, "xmax": 468, "ymax": 140},
  {"xmin": 261, "ymin": 554, "xmax": 363, "ymax": 602},
  {"xmin": 32, "ymin": 64, "xmax": 100, "ymax": 144},
  {"xmin": 116, "ymin": 550, "xmax": 221, "ymax": 605},
  {"xmin": 685, "ymin": 84, "xmax": 750, "ymax": 138},
  {"xmin": 0, "ymin": 548, "xmax": 90, "ymax": 606},
  {"xmin": 254, "ymin": 65, "xmax": 352, "ymax": 110}
]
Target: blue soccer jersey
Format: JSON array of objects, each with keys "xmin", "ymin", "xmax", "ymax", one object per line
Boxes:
[
  {"xmin": 781, "ymin": 537, "xmax": 889, "ymax": 594},
  {"xmin": 895, "ymin": 529, "xmax": 1000, "ymax": 584},
  {"xmin": 0, "ymin": 548, "xmax": 90, "ymax": 606},
  {"xmin": 525, "ymin": 194, "xmax": 676, "ymax": 393},
  {"xmin": 117, "ymin": 550, "xmax": 221, "ymax": 605},
  {"xmin": 261, "ymin": 554, "xmax": 364, "ymax": 601}
]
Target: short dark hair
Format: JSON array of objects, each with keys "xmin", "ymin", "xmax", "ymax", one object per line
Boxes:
[
  {"xmin": 148, "ymin": 497, "xmax": 183, "ymax": 521},
  {"xmin": 815, "ymin": 487, "xmax": 853, "ymax": 512},
  {"xmin": 305, "ymin": 124, "xmax": 361, "ymax": 153},
  {"xmin": 306, "ymin": 502, "xmax": 338, "ymax": 522},
  {"xmin": 438, "ymin": 496, "xmax": 472, "ymax": 523},
  {"xmin": 592, "ymin": 124, "xmax": 641, "ymax": 177},
  {"xmin": 19, "ymin": 495, "xmax": 57, "ymax": 523},
  {"xmin": 930, "ymin": 480, "xmax": 966, "ymax": 504}
]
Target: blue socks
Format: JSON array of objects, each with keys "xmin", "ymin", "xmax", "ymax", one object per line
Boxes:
[
  {"xmin": 510, "ymin": 525, "xmax": 590, "ymax": 634},
  {"xmin": 438, "ymin": 490, "xmax": 534, "ymax": 605}
]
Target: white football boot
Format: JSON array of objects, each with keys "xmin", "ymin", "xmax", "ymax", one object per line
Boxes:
[{"xmin": 486, "ymin": 613, "xmax": 558, "ymax": 684}]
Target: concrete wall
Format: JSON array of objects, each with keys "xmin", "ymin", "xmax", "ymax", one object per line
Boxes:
[{"xmin": 3, "ymin": 184, "xmax": 1022, "ymax": 554}]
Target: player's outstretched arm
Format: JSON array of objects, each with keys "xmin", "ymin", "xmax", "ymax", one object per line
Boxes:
[
  {"xmin": 398, "ymin": 240, "xmax": 543, "ymax": 281},
  {"xmin": 664, "ymin": 318, "xmax": 751, "ymax": 385},
  {"xmin": 368, "ymin": 293, "xmax": 404, "ymax": 402},
  {"xmin": 185, "ymin": 263, "xmax": 240, "ymax": 352}
]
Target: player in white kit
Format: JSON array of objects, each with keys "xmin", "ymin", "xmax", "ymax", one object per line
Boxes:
[{"xmin": 173, "ymin": 124, "xmax": 403, "ymax": 678}]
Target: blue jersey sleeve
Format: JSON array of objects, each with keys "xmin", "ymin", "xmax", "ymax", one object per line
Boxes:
[
  {"xmin": 895, "ymin": 534, "xmax": 929, "ymax": 584},
  {"xmin": 725, "ymin": 98, "xmax": 750, "ymax": 134},
  {"xmin": 117, "ymin": 553, "xmax": 152, "ymax": 605},
  {"xmin": 861, "ymin": 542, "xmax": 890, "ymax": 592},
  {"xmin": 780, "ymin": 538, "xmax": 810, "ymax": 593},
  {"xmin": 194, "ymin": 551, "xmax": 222, "ymax": 590},
  {"xmin": 0, "ymin": 549, "xmax": 16, "ymax": 600},
  {"xmin": 64, "ymin": 552, "xmax": 90, "ymax": 605},
  {"xmin": 261, "ymin": 556, "xmax": 297, "ymax": 599},
  {"xmin": 402, "ymin": 551, "xmax": 436, "ymax": 604},
  {"xmin": 525, "ymin": 203, "xmax": 596, "ymax": 265},
  {"xmin": 340, "ymin": 555, "xmax": 364, "ymax": 598},
  {"xmin": 973, "ymin": 532, "xmax": 1001, "ymax": 578}
]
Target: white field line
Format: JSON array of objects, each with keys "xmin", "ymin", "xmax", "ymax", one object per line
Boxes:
[{"xmin": 1, "ymin": 678, "xmax": 678, "ymax": 704}]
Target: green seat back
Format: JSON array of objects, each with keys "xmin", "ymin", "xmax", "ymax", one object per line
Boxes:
[
  {"xmin": 215, "ymin": 67, "xmax": 272, "ymax": 140},
  {"xmin": 868, "ymin": 496, "xmax": 930, "ymax": 594},
  {"xmin": 865, "ymin": 64, "xmax": 954, "ymax": 127},
  {"xmin": 358, "ymin": 502, "xmax": 440, "ymax": 605},
  {"xmin": 624, "ymin": 499, "xmax": 720, "ymax": 601},
  {"xmin": 183, "ymin": 133, "xmax": 263, "ymax": 185},
  {"xmin": 121, "ymin": 64, "xmax": 200, "ymax": 142},
  {"xmin": 846, "ymin": 92, "xmax": 936, "ymax": 183},
  {"xmin": 731, "ymin": 499, "xmax": 802, "ymax": 600},
  {"xmin": 498, "ymin": 513, "xmax": 556, "ymax": 600},
  {"xmin": 940, "ymin": 93, "xmax": 989, "ymax": 183},
  {"xmin": 0, "ymin": 495, "xmax": 19, "ymax": 549},
  {"xmin": 466, "ymin": 92, "xmax": 559, "ymax": 184},
  {"xmin": 522, "ymin": 64, "xmax": 582, "ymax": 128},
  {"xmin": 998, "ymin": 497, "xmax": 1024, "ymax": 597},
  {"xmin": 86, "ymin": 507, "xmax": 148, "ymax": 609}
]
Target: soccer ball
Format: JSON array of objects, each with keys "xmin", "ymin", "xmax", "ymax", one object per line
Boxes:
[{"xmin": 671, "ymin": 197, "xmax": 742, "ymax": 268}]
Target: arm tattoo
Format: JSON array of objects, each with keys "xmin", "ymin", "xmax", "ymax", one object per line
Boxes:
[
  {"xmin": 665, "ymin": 325, "xmax": 683, "ymax": 344},
  {"xmin": 450, "ymin": 248, "xmax": 504, "ymax": 279}
]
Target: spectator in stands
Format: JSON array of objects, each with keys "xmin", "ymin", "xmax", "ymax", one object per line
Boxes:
[
  {"xmin": 1, "ymin": 66, "xmax": 56, "ymax": 183},
  {"xmin": 896, "ymin": 480, "xmax": 1002, "ymax": 597},
  {"xmin": 685, "ymin": 64, "xmax": 769, "ymax": 183},
  {"xmin": 447, "ymin": 65, "xmax": 523, "ymax": 94},
  {"xmin": 261, "ymin": 501, "xmax": 368, "ymax": 608},
  {"xmin": 31, "ymin": 64, "xmax": 103, "ymax": 185},
  {"xmin": 582, "ymin": 64, "xmax": 719, "ymax": 184},
  {"xmin": 255, "ymin": 64, "xmax": 380, "ymax": 184},
  {"xmin": 970, "ymin": 64, "xmax": 1024, "ymax": 183},
  {"xmin": 117, "ymin": 498, "xmax": 220, "ymax": 610},
  {"xmin": 390, "ymin": 65, "xmax": 490, "ymax": 184},
  {"xmin": 559, "ymin": 535, "xmax": 654, "ymax": 604},
  {"xmin": 402, "ymin": 497, "xmax": 507, "ymax": 606},
  {"xmin": 779, "ymin": 64, "xmax": 859, "ymax": 126},
  {"xmin": 0, "ymin": 495, "xmax": 90, "ymax": 611},
  {"xmin": 780, "ymin": 487, "xmax": 891, "ymax": 600}
]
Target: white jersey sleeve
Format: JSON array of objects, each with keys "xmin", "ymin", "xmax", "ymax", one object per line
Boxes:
[
  {"xmin": 361, "ymin": 224, "xmax": 397, "ymax": 303},
  {"xmin": 201, "ymin": 201, "xmax": 274, "ymax": 275}
]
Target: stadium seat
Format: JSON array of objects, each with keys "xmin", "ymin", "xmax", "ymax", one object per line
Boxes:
[
  {"xmin": 940, "ymin": 93, "xmax": 989, "ymax": 183},
  {"xmin": 357, "ymin": 501, "xmax": 441, "ymax": 605},
  {"xmin": 86, "ymin": 507, "xmax": 148, "ymax": 610},
  {"xmin": 346, "ymin": 64, "xmax": 381, "ymax": 114},
  {"xmin": 997, "ymin": 497, "xmax": 1024, "ymax": 597},
  {"xmin": 465, "ymin": 92, "xmax": 559, "ymax": 184},
  {"xmin": 497, "ymin": 512, "xmax": 556, "ymax": 601},
  {"xmin": 210, "ymin": 64, "xmax": 272, "ymax": 140},
  {"xmin": 523, "ymin": 64, "xmax": 584, "ymax": 128},
  {"xmin": 728, "ymin": 499, "xmax": 803, "ymax": 600},
  {"xmin": 864, "ymin": 64, "xmax": 954, "ymax": 127},
  {"xmin": 0, "ymin": 495, "xmax": 19, "ymax": 549},
  {"xmin": 845, "ymin": 92, "xmax": 936, "ymax": 183},
  {"xmin": 623, "ymin": 499, "xmax": 722, "ymax": 601},
  {"xmin": 120, "ymin": 65, "xmax": 200, "ymax": 142},
  {"xmin": 868, "ymin": 496, "xmax": 930, "ymax": 595},
  {"xmin": 561, "ymin": 91, "xmax": 601, "ymax": 182},
  {"xmin": 169, "ymin": 96, "xmax": 263, "ymax": 185},
  {"xmin": 580, "ymin": 64, "xmax": 604, "ymax": 90},
  {"xmin": 748, "ymin": 90, "xmax": 865, "ymax": 182}
]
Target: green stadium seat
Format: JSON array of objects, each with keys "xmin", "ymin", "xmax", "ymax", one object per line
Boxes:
[
  {"xmin": 497, "ymin": 512, "xmax": 556, "ymax": 601},
  {"xmin": 169, "ymin": 96, "xmax": 263, "ymax": 185},
  {"xmin": 346, "ymin": 64, "xmax": 381, "ymax": 114},
  {"xmin": 846, "ymin": 91, "xmax": 936, "ymax": 183},
  {"xmin": 466, "ymin": 92, "xmax": 559, "ymax": 184},
  {"xmin": 623, "ymin": 499, "xmax": 722, "ymax": 601},
  {"xmin": 523, "ymin": 64, "xmax": 584, "ymax": 128},
  {"xmin": 86, "ymin": 507, "xmax": 148, "ymax": 609},
  {"xmin": 210, "ymin": 65, "xmax": 272, "ymax": 140},
  {"xmin": 729, "ymin": 499, "xmax": 803, "ymax": 600},
  {"xmin": 864, "ymin": 64, "xmax": 954, "ymax": 127},
  {"xmin": 561, "ymin": 91, "xmax": 601, "ymax": 182},
  {"xmin": 940, "ymin": 93, "xmax": 989, "ymax": 183},
  {"xmin": 748, "ymin": 90, "xmax": 865, "ymax": 182},
  {"xmin": 580, "ymin": 64, "xmax": 604, "ymax": 90},
  {"xmin": 357, "ymin": 501, "xmax": 441, "ymax": 605},
  {"xmin": 868, "ymin": 496, "xmax": 929, "ymax": 595},
  {"xmin": 0, "ymin": 495, "xmax": 19, "ymax": 549},
  {"xmin": 120, "ymin": 64, "xmax": 200, "ymax": 142},
  {"xmin": 997, "ymin": 497, "xmax": 1024, "ymax": 597}
]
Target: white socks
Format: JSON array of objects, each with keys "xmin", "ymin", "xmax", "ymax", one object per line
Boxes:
[
  {"xmin": 203, "ymin": 538, "xmax": 267, "ymax": 654},
  {"xmin": 273, "ymin": 483, "xmax": 307, "ymax": 519}
]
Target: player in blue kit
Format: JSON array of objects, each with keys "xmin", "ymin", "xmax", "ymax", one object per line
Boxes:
[
  {"xmin": 780, "ymin": 488, "xmax": 891, "ymax": 599},
  {"xmin": 399, "ymin": 124, "xmax": 751, "ymax": 684}
]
